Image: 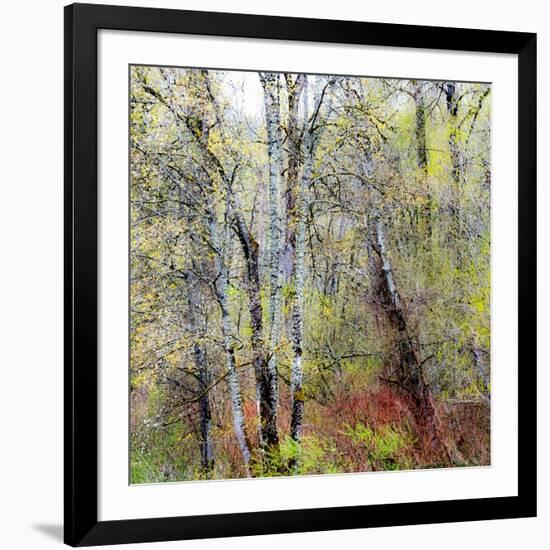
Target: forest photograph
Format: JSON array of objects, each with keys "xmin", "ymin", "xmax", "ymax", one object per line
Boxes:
[{"xmin": 129, "ymin": 65, "xmax": 491, "ymax": 483}]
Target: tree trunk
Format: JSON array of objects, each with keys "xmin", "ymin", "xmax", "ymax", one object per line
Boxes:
[
  {"xmin": 290, "ymin": 156, "xmax": 311, "ymax": 442},
  {"xmin": 283, "ymin": 74, "xmax": 307, "ymax": 444},
  {"xmin": 207, "ymin": 211, "xmax": 252, "ymax": 475},
  {"xmin": 289, "ymin": 76, "xmax": 334, "ymax": 444},
  {"xmin": 232, "ymin": 209, "xmax": 279, "ymax": 449},
  {"xmin": 444, "ymin": 81, "xmax": 464, "ymax": 253},
  {"xmin": 369, "ymin": 216, "xmax": 450, "ymax": 462},
  {"xmin": 413, "ymin": 82, "xmax": 428, "ymax": 174},
  {"xmin": 412, "ymin": 81, "xmax": 432, "ymax": 243},
  {"xmin": 186, "ymin": 278, "xmax": 214, "ymax": 473},
  {"xmin": 444, "ymin": 82, "xmax": 460, "ymax": 183},
  {"xmin": 260, "ymin": 72, "xmax": 284, "ymax": 442},
  {"xmin": 283, "ymin": 74, "xmax": 306, "ymax": 281},
  {"xmin": 195, "ymin": 342, "xmax": 214, "ymax": 472}
]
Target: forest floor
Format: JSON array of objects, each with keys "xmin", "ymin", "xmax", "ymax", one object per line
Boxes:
[{"xmin": 131, "ymin": 375, "xmax": 490, "ymax": 483}]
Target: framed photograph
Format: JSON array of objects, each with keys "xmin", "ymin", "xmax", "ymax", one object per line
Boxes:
[{"xmin": 64, "ymin": 2, "xmax": 537, "ymax": 546}]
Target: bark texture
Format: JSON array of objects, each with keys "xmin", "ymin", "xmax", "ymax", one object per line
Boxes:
[
  {"xmin": 413, "ymin": 81, "xmax": 428, "ymax": 174},
  {"xmin": 283, "ymin": 74, "xmax": 306, "ymax": 281},
  {"xmin": 290, "ymin": 77, "xmax": 334, "ymax": 443},
  {"xmin": 260, "ymin": 72, "xmax": 285, "ymax": 445},
  {"xmin": 208, "ymin": 212, "xmax": 252, "ymax": 475},
  {"xmin": 289, "ymin": 157, "xmax": 310, "ymax": 442},
  {"xmin": 232, "ymin": 207, "xmax": 279, "ymax": 449},
  {"xmin": 412, "ymin": 81, "xmax": 432, "ymax": 243},
  {"xmin": 186, "ymin": 278, "xmax": 214, "ymax": 473},
  {"xmin": 444, "ymin": 81, "xmax": 463, "ymax": 247}
]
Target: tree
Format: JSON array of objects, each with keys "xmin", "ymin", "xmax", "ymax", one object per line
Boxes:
[
  {"xmin": 288, "ymin": 75, "xmax": 336, "ymax": 444},
  {"xmin": 259, "ymin": 72, "xmax": 285, "ymax": 452}
]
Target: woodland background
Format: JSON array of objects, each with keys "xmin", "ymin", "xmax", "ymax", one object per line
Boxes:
[{"xmin": 130, "ymin": 67, "xmax": 491, "ymax": 482}]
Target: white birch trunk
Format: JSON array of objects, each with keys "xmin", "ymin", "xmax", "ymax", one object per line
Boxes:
[
  {"xmin": 375, "ymin": 218, "xmax": 402, "ymax": 312},
  {"xmin": 290, "ymin": 155, "xmax": 312, "ymax": 442},
  {"xmin": 207, "ymin": 211, "xmax": 252, "ymax": 474},
  {"xmin": 290, "ymin": 76, "xmax": 334, "ymax": 443},
  {"xmin": 260, "ymin": 72, "xmax": 284, "ymax": 432}
]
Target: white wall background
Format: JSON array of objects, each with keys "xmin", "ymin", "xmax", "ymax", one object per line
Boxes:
[{"xmin": 0, "ymin": 1, "xmax": 546, "ymax": 548}]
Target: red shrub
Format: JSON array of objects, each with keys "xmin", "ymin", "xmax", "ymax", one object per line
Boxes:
[{"xmin": 325, "ymin": 384, "xmax": 414, "ymax": 431}]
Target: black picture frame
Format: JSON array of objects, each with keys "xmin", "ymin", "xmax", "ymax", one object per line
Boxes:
[{"xmin": 64, "ymin": 2, "xmax": 537, "ymax": 546}]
